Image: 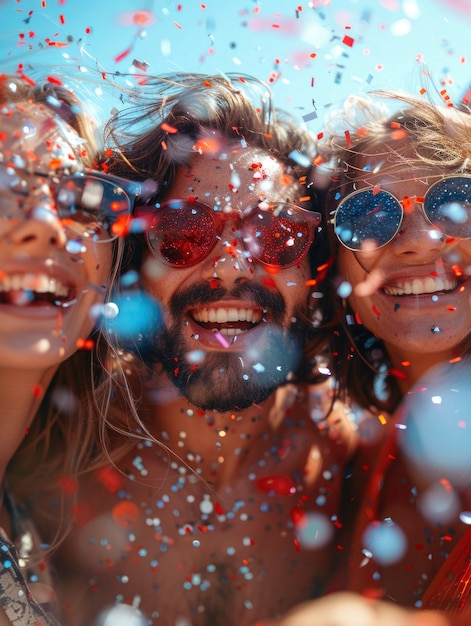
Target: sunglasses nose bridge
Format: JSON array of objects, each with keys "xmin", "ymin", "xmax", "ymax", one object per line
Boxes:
[
  {"xmin": 210, "ymin": 212, "xmax": 256, "ymax": 267},
  {"xmin": 400, "ymin": 195, "xmax": 435, "ymax": 230}
]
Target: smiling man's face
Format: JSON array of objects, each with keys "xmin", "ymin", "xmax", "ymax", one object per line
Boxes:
[{"xmin": 140, "ymin": 144, "xmax": 314, "ymax": 411}]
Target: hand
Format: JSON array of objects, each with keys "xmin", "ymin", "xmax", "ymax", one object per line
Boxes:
[{"xmin": 259, "ymin": 592, "xmax": 451, "ymax": 626}]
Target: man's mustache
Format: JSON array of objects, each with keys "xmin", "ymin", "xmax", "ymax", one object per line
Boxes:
[{"xmin": 169, "ymin": 281, "xmax": 286, "ymax": 319}]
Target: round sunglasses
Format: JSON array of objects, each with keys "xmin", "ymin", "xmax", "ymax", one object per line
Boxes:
[
  {"xmin": 137, "ymin": 199, "xmax": 321, "ymax": 268},
  {"xmin": 55, "ymin": 171, "xmax": 144, "ymax": 242},
  {"xmin": 333, "ymin": 174, "xmax": 471, "ymax": 251},
  {"xmin": 0, "ymin": 165, "xmax": 143, "ymax": 242}
]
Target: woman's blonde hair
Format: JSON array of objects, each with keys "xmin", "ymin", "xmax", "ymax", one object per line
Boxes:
[{"xmin": 315, "ymin": 89, "xmax": 471, "ymax": 412}]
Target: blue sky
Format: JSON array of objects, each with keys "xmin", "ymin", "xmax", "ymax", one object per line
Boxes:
[{"xmin": 1, "ymin": 0, "xmax": 470, "ymax": 133}]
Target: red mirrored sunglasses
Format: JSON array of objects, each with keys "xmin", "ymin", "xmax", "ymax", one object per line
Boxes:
[{"xmin": 135, "ymin": 198, "xmax": 321, "ymax": 268}]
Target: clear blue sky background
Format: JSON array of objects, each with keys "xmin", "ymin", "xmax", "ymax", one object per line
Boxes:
[{"xmin": 0, "ymin": 0, "xmax": 470, "ymax": 134}]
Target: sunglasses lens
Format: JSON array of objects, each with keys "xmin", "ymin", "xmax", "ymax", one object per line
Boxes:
[
  {"xmin": 424, "ymin": 177, "xmax": 471, "ymax": 238},
  {"xmin": 335, "ymin": 189, "xmax": 402, "ymax": 250},
  {"xmin": 244, "ymin": 204, "xmax": 314, "ymax": 267},
  {"xmin": 147, "ymin": 202, "xmax": 216, "ymax": 266},
  {"xmin": 57, "ymin": 175, "xmax": 131, "ymax": 241}
]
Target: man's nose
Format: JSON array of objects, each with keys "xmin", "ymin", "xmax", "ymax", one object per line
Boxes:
[{"xmin": 200, "ymin": 217, "xmax": 256, "ymax": 281}]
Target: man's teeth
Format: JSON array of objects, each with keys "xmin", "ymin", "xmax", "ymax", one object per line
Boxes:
[
  {"xmin": 0, "ymin": 274, "xmax": 70, "ymax": 298},
  {"xmin": 192, "ymin": 307, "xmax": 263, "ymax": 324},
  {"xmin": 384, "ymin": 277, "xmax": 457, "ymax": 296}
]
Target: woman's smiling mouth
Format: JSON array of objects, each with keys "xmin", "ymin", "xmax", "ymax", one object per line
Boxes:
[
  {"xmin": 0, "ymin": 273, "xmax": 74, "ymax": 307},
  {"xmin": 383, "ymin": 276, "xmax": 459, "ymax": 296}
]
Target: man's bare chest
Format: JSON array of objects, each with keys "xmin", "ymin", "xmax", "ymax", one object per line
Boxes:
[{"xmin": 61, "ymin": 442, "xmax": 342, "ymax": 625}]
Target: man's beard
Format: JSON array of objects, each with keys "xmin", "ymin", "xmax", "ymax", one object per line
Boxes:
[{"xmin": 146, "ymin": 281, "xmax": 311, "ymax": 412}]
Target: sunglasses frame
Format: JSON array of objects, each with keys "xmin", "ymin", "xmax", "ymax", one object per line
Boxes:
[
  {"xmin": 137, "ymin": 198, "xmax": 321, "ymax": 268},
  {"xmin": 55, "ymin": 170, "xmax": 145, "ymax": 242},
  {"xmin": 0, "ymin": 164, "xmax": 146, "ymax": 243},
  {"xmin": 332, "ymin": 174, "xmax": 471, "ymax": 251}
]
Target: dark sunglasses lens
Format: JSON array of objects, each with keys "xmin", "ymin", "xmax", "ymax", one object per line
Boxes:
[
  {"xmin": 57, "ymin": 176, "xmax": 131, "ymax": 239},
  {"xmin": 335, "ymin": 189, "xmax": 402, "ymax": 250},
  {"xmin": 424, "ymin": 177, "xmax": 471, "ymax": 238},
  {"xmin": 148, "ymin": 202, "xmax": 215, "ymax": 266},
  {"xmin": 244, "ymin": 205, "xmax": 313, "ymax": 267}
]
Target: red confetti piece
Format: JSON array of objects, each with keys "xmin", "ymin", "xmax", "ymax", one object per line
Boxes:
[
  {"xmin": 161, "ymin": 123, "xmax": 178, "ymax": 134},
  {"xmin": 388, "ymin": 367, "xmax": 408, "ymax": 380},
  {"xmin": 32, "ymin": 384, "xmax": 43, "ymax": 399},
  {"xmin": 47, "ymin": 75, "xmax": 62, "ymax": 86},
  {"xmin": 342, "ymin": 35, "xmax": 354, "ymax": 47},
  {"xmin": 256, "ymin": 475, "xmax": 296, "ymax": 495},
  {"xmin": 112, "ymin": 501, "xmax": 140, "ymax": 529},
  {"xmin": 114, "ymin": 47, "xmax": 132, "ymax": 63},
  {"xmin": 76, "ymin": 338, "xmax": 94, "ymax": 350},
  {"xmin": 18, "ymin": 72, "xmax": 36, "ymax": 87},
  {"xmin": 290, "ymin": 506, "xmax": 305, "ymax": 526},
  {"xmin": 344, "ymin": 130, "xmax": 351, "ymax": 146},
  {"xmin": 46, "ymin": 41, "xmax": 69, "ymax": 48},
  {"xmin": 97, "ymin": 466, "xmax": 123, "ymax": 493},
  {"xmin": 401, "ymin": 196, "xmax": 414, "ymax": 212},
  {"xmin": 390, "ymin": 129, "xmax": 407, "ymax": 141},
  {"xmin": 111, "ymin": 215, "xmax": 131, "ymax": 238},
  {"xmin": 372, "ymin": 304, "xmax": 381, "ymax": 316}
]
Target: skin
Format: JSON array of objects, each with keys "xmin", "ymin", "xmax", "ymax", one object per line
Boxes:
[
  {"xmin": 140, "ymin": 145, "xmax": 315, "ymax": 410},
  {"xmin": 338, "ymin": 143, "xmax": 471, "ymax": 390},
  {"xmin": 260, "ymin": 592, "xmax": 452, "ymax": 626},
  {"xmin": 49, "ymin": 143, "xmax": 356, "ymax": 626},
  {"xmin": 0, "ymin": 104, "xmax": 112, "ymax": 622}
]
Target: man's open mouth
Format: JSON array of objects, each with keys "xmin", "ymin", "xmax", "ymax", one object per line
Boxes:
[
  {"xmin": 0, "ymin": 273, "xmax": 74, "ymax": 307},
  {"xmin": 190, "ymin": 306, "xmax": 264, "ymax": 336}
]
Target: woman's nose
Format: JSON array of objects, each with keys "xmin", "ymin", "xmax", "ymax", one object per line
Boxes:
[
  {"xmin": 390, "ymin": 200, "xmax": 447, "ymax": 256},
  {"xmin": 3, "ymin": 196, "xmax": 68, "ymax": 250}
]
